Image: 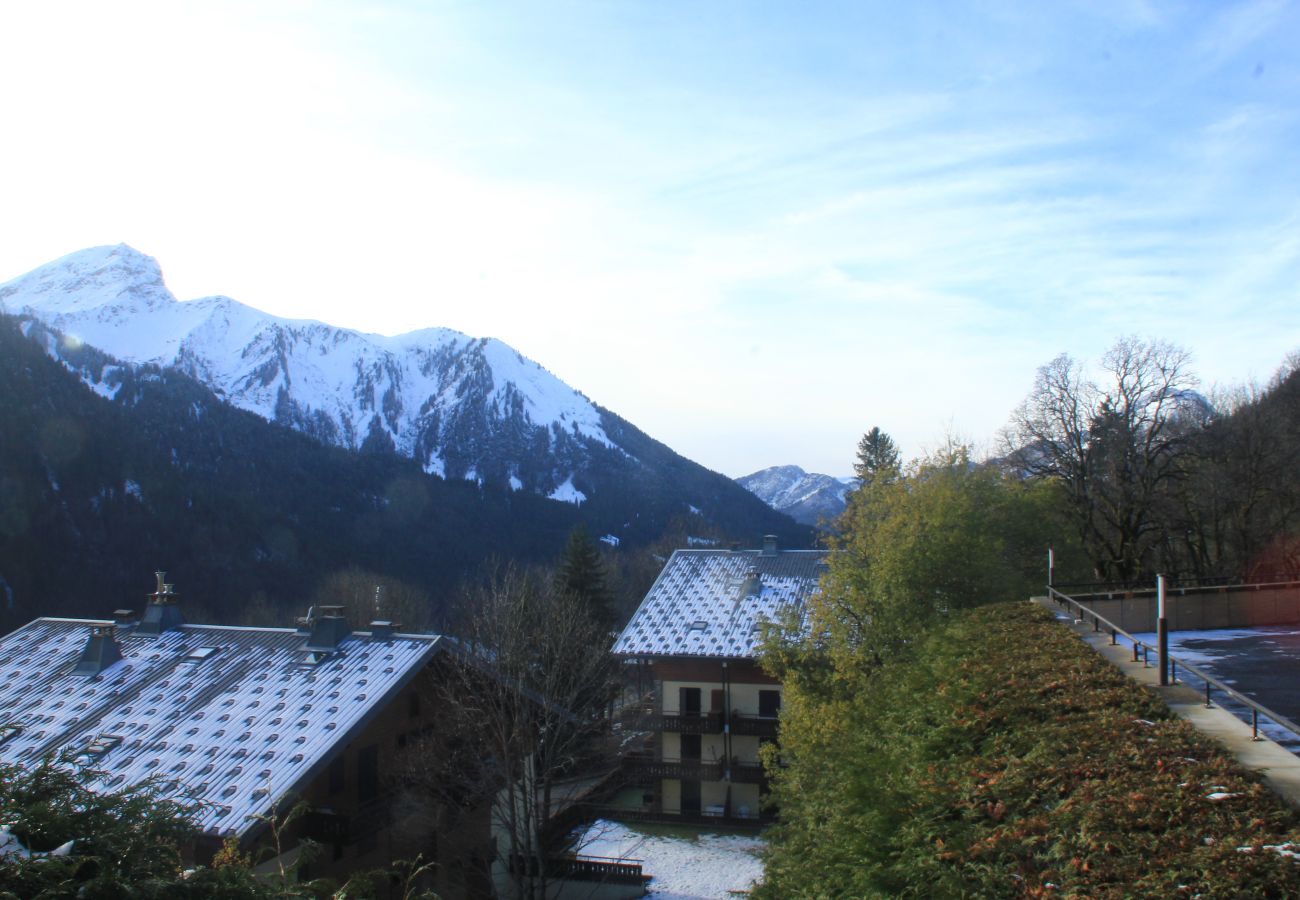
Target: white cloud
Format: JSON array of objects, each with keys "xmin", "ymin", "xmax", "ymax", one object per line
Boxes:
[{"xmin": 2, "ymin": 1, "xmax": 1299, "ymax": 477}]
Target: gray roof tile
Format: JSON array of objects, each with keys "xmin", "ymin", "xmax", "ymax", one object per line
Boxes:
[
  {"xmin": 612, "ymin": 549, "xmax": 827, "ymax": 660},
  {"xmin": 0, "ymin": 618, "xmax": 440, "ymax": 837}
]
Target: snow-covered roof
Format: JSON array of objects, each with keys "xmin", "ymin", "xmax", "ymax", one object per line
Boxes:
[
  {"xmin": 0, "ymin": 615, "xmax": 442, "ymax": 838},
  {"xmin": 612, "ymin": 548, "xmax": 828, "ymax": 660}
]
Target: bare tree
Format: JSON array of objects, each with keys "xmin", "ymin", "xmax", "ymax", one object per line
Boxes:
[
  {"xmin": 310, "ymin": 566, "xmax": 436, "ymax": 632},
  {"xmin": 1005, "ymin": 337, "xmax": 1202, "ymax": 582},
  {"xmin": 394, "ymin": 563, "xmax": 618, "ymax": 900}
]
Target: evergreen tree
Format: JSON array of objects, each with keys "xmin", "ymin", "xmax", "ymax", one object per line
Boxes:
[
  {"xmin": 553, "ymin": 525, "xmax": 614, "ymax": 629},
  {"xmin": 854, "ymin": 426, "xmax": 901, "ymax": 486}
]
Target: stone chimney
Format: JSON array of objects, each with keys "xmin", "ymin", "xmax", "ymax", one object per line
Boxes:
[
  {"xmin": 135, "ymin": 571, "xmax": 184, "ymax": 637},
  {"xmin": 369, "ymin": 620, "xmax": 395, "ymax": 641},
  {"xmin": 739, "ymin": 567, "xmax": 763, "ymax": 599},
  {"xmin": 72, "ymin": 624, "xmax": 123, "ymax": 676},
  {"xmin": 761, "ymin": 535, "xmax": 778, "ymax": 557}
]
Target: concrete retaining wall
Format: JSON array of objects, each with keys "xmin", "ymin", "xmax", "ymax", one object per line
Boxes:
[{"xmin": 1071, "ymin": 584, "xmax": 1300, "ymax": 633}]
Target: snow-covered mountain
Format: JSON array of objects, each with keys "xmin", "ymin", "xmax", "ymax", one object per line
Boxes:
[
  {"xmin": 736, "ymin": 465, "xmax": 855, "ymax": 527},
  {"xmin": 1, "ymin": 245, "xmax": 621, "ymax": 501}
]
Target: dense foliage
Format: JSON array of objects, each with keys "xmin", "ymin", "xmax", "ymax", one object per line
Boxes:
[
  {"xmin": 760, "ymin": 602, "xmax": 1300, "ymax": 898},
  {"xmin": 764, "ymin": 442, "xmax": 1058, "ymax": 691},
  {"xmin": 0, "ymin": 755, "xmax": 409, "ymax": 898}
]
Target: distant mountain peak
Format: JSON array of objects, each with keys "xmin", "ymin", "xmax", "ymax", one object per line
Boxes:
[
  {"xmin": 0, "ymin": 244, "xmax": 172, "ymax": 317},
  {"xmin": 737, "ymin": 464, "xmax": 854, "ymax": 527}
]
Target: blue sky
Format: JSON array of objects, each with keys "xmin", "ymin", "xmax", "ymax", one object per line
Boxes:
[{"xmin": 2, "ymin": 1, "xmax": 1298, "ymax": 476}]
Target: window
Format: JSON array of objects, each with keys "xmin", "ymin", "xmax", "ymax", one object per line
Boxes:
[
  {"xmin": 679, "ymin": 687, "xmax": 701, "ymax": 716},
  {"xmin": 759, "ymin": 690, "xmax": 781, "ymax": 718},
  {"xmin": 328, "ymin": 755, "xmax": 345, "ymax": 795},
  {"xmin": 357, "ymin": 745, "xmax": 379, "ymax": 802}
]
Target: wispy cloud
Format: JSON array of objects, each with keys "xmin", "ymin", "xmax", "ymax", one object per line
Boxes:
[{"xmin": 2, "ymin": 1, "xmax": 1298, "ymax": 476}]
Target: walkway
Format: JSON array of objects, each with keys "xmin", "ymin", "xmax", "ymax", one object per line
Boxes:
[{"xmin": 1033, "ymin": 595, "xmax": 1300, "ymax": 810}]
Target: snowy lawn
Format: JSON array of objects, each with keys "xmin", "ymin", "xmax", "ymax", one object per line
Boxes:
[{"xmin": 575, "ymin": 819, "xmax": 764, "ymax": 898}]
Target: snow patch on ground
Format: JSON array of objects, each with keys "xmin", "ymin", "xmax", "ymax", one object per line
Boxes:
[
  {"xmin": 600, "ymin": 534, "xmax": 621, "ymax": 547},
  {"xmin": 124, "ymin": 479, "xmax": 143, "ymax": 499},
  {"xmin": 577, "ymin": 819, "xmax": 764, "ymax": 898},
  {"xmin": 509, "ymin": 475, "xmax": 523, "ymax": 491},
  {"xmin": 549, "ymin": 476, "xmax": 586, "ymax": 505}
]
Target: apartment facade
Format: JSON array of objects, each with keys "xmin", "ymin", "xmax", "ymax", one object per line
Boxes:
[{"xmin": 612, "ymin": 537, "xmax": 827, "ymax": 822}]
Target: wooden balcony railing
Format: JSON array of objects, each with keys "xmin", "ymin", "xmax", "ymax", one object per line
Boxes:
[
  {"xmin": 622, "ymin": 755, "xmax": 725, "ymax": 781},
  {"xmin": 622, "ymin": 754, "xmax": 770, "ymax": 783},
  {"xmin": 509, "ymin": 853, "xmax": 649, "ymax": 886},
  {"xmin": 730, "ymin": 714, "xmax": 780, "ymax": 737},
  {"xmin": 654, "ymin": 712, "xmax": 723, "ymax": 734},
  {"xmin": 301, "ymin": 808, "xmax": 350, "ymax": 843},
  {"xmin": 730, "ymin": 761, "xmax": 767, "ymax": 783}
]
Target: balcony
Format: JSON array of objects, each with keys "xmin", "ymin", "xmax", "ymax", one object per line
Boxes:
[
  {"xmin": 621, "ymin": 754, "xmax": 770, "ymax": 783},
  {"xmin": 655, "ymin": 712, "xmax": 724, "ymax": 734},
  {"xmin": 729, "ymin": 760, "xmax": 767, "ymax": 783},
  {"xmin": 622, "ymin": 708, "xmax": 724, "ymax": 734},
  {"xmin": 730, "ymin": 714, "xmax": 780, "ymax": 738},
  {"xmin": 622, "ymin": 754, "xmax": 725, "ymax": 781},
  {"xmin": 300, "ymin": 808, "xmax": 350, "ymax": 843}
]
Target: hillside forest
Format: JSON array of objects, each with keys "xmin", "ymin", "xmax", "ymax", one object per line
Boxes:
[{"xmin": 0, "ymin": 313, "xmax": 808, "ymax": 634}]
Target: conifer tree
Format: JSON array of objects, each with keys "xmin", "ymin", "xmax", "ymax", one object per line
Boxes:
[
  {"xmin": 854, "ymin": 426, "xmax": 901, "ymax": 486},
  {"xmin": 553, "ymin": 525, "xmax": 614, "ymax": 630}
]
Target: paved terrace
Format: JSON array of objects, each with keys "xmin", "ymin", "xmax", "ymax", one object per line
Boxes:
[{"xmin": 1034, "ymin": 595, "xmax": 1300, "ymax": 810}]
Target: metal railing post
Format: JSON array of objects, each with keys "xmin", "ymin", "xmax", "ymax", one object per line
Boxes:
[{"xmin": 1157, "ymin": 574, "xmax": 1169, "ymax": 687}]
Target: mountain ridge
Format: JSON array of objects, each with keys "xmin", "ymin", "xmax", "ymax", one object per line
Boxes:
[
  {"xmin": 1, "ymin": 244, "xmax": 614, "ymax": 495},
  {"xmin": 737, "ymin": 464, "xmax": 854, "ymax": 527},
  {"xmin": 2, "ymin": 245, "xmax": 807, "ymax": 555}
]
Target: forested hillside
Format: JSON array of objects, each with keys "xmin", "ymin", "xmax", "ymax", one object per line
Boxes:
[{"xmin": 0, "ymin": 314, "xmax": 806, "ymax": 633}]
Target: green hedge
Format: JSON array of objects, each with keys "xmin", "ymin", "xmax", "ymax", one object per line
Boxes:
[{"xmin": 760, "ymin": 602, "xmax": 1300, "ymax": 898}]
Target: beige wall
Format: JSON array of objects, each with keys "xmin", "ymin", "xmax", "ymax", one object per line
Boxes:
[
  {"xmin": 659, "ymin": 778, "xmax": 741, "ymax": 814},
  {"xmin": 661, "ymin": 679, "xmax": 722, "ymax": 714},
  {"xmin": 730, "ymin": 735, "xmax": 761, "ymax": 764},
  {"xmin": 662, "ymin": 778, "xmax": 681, "ymax": 813},
  {"xmin": 701, "ymin": 780, "xmax": 729, "ymax": 809},
  {"xmin": 660, "ymin": 679, "xmax": 781, "ymax": 718},
  {"xmin": 661, "ymin": 731, "xmax": 728, "ymax": 762},
  {"xmin": 730, "ymin": 783, "xmax": 761, "ymax": 818},
  {"xmin": 729, "ymin": 683, "xmax": 780, "ymax": 717}
]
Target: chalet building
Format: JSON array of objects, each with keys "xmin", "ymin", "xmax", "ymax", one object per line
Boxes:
[
  {"xmin": 612, "ymin": 536, "xmax": 827, "ymax": 823},
  {"xmin": 0, "ymin": 574, "xmax": 492, "ymax": 897}
]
